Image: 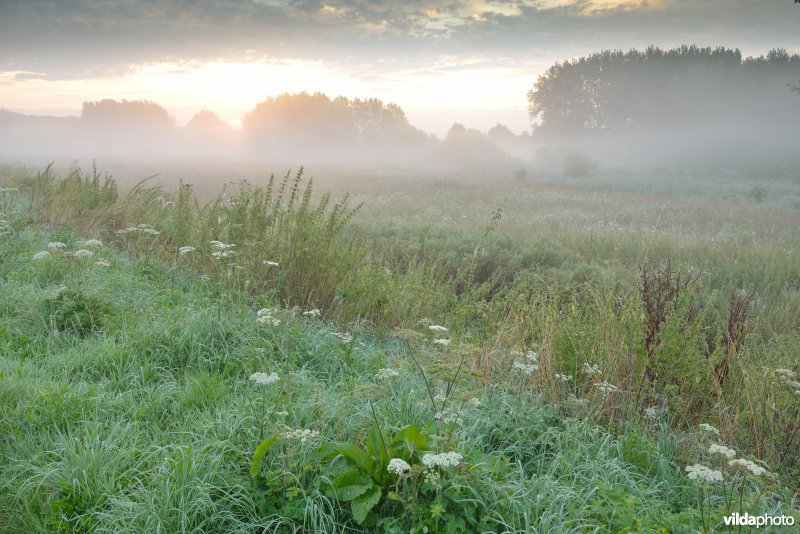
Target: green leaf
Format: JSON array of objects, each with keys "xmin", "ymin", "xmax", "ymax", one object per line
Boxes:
[
  {"xmin": 250, "ymin": 436, "xmax": 278, "ymax": 478},
  {"xmin": 351, "ymin": 484, "xmax": 381, "ymax": 524},
  {"xmin": 312, "ymin": 442, "xmax": 374, "ymax": 473},
  {"xmin": 328, "ymin": 469, "xmax": 372, "ymax": 501},
  {"xmin": 391, "ymin": 424, "xmax": 428, "ymax": 456},
  {"xmin": 465, "ymin": 450, "xmax": 509, "ymax": 476}
]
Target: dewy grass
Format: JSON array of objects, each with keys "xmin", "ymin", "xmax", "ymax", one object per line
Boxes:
[{"xmin": 0, "ymin": 165, "xmax": 798, "ymax": 531}]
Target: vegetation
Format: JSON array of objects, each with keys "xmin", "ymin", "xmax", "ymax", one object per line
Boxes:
[{"xmin": 0, "ymin": 162, "xmax": 798, "ymax": 531}]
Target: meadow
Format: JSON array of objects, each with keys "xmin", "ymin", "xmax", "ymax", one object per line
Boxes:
[{"xmin": 0, "ymin": 161, "xmax": 798, "ymax": 532}]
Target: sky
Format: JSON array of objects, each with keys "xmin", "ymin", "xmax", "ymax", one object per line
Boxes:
[{"xmin": 1, "ymin": 0, "xmax": 799, "ymax": 137}]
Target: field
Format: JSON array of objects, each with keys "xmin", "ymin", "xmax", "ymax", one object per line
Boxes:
[{"xmin": 0, "ymin": 162, "xmax": 798, "ymax": 532}]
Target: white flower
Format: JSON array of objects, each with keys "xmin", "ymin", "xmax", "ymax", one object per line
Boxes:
[
  {"xmin": 595, "ymin": 381, "xmax": 618, "ymax": 394},
  {"xmin": 421, "ymin": 451, "xmax": 463, "ymax": 469},
  {"xmin": 94, "ymin": 259, "xmax": 112, "ymax": 267},
  {"xmin": 303, "ymin": 309, "xmax": 321, "ymax": 318},
  {"xmin": 709, "ymin": 444, "xmax": 736, "ymax": 459},
  {"xmin": 774, "ymin": 369, "xmax": 796, "ymax": 379},
  {"xmin": 142, "ymin": 228, "xmax": 160, "ymax": 236},
  {"xmin": 555, "ymin": 373, "xmax": 573, "ymax": 383},
  {"xmin": 432, "ymin": 338, "xmax": 450, "ymax": 347},
  {"xmin": 728, "ymin": 459, "xmax": 767, "ymax": 477},
  {"xmin": 249, "ymin": 372, "xmax": 280, "ymax": 386},
  {"xmin": 699, "ymin": 423, "xmax": 720, "ymax": 436},
  {"xmin": 387, "ymin": 458, "xmax": 411, "ymax": 475},
  {"xmin": 47, "ymin": 241, "xmax": 67, "ymax": 250},
  {"xmin": 276, "ymin": 411, "xmax": 289, "ymax": 417},
  {"xmin": 583, "ymin": 363, "xmax": 602, "ymax": 375},
  {"xmin": 334, "ymin": 332, "xmax": 353, "ymax": 343},
  {"xmin": 256, "ymin": 308, "xmax": 281, "ymax": 327},
  {"xmin": 32, "ymin": 250, "xmax": 50, "ymax": 261},
  {"xmin": 211, "ymin": 250, "xmax": 237, "ymax": 259},
  {"xmin": 513, "ymin": 361, "xmax": 539, "ymax": 374},
  {"xmin": 644, "ymin": 407, "xmax": 658, "ymax": 420},
  {"xmin": 281, "ymin": 428, "xmax": 320, "ymax": 443},
  {"xmin": 82, "ymin": 239, "xmax": 103, "ymax": 249},
  {"xmin": 72, "ymin": 249, "xmax": 94, "ymax": 259},
  {"xmin": 428, "ymin": 325, "xmax": 449, "ymax": 334},
  {"xmin": 525, "ymin": 351, "xmax": 538, "ymax": 362},
  {"xmin": 210, "ymin": 240, "xmax": 235, "ymax": 250},
  {"xmin": 686, "ymin": 464, "xmax": 724, "ymax": 484},
  {"xmin": 178, "ymin": 246, "xmax": 196, "ymax": 256},
  {"xmin": 782, "ymin": 380, "xmax": 800, "ymax": 389},
  {"xmin": 263, "ymin": 260, "xmax": 279, "ymax": 267},
  {"xmin": 376, "ymin": 368, "xmax": 400, "ymax": 380}
]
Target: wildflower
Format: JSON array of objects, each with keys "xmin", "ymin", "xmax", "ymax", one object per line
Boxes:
[
  {"xmin": 709, "ymin": 444, "xmax": 736, "ymax": 460},
  {"xmin": 94, "ymin": 259, "xmax": 112, "ymax": 267},
  {"xmin": 263, "ymin": 260, "xmax": 279, "ymax": 267},
  {"xmin": 421, "ymin": 451, "xmax": 463, "ymax": 469},
  {"xmin": 428, "ymin": 325, "xmax": 449, "ymax": 334},
  {"xmin": 595, "ymin": 381, "xmax": 618, "ymax": 394},
  {"xmin": 513, "ymin": 361, "xmax": 539, "ymax": 374},
  {"xmin": 699, "ymin": 423, "xmax": 720, "ymax": 436},
  {"xmin": 435, "ymin": 409, "xmax": 463, "ymax": 426},
  {"xmin": 249, "ymin": 372, "xmax": 280, "ymax": 386},
  {"xmin": 685, "ymin": 464, "xmax": 724, "ymax": 484},
  {"xmin": 178, "ymin": 246, "xmax": 196, "ymax": 256},
  {"xmin": 72, "ymin": 249, "xmax": 94, "ymax": 259},
  {"xmin": 728, "ymin": 458, "xmax": 767, "ymax": 477},
  {"xmin": 783, "ymin": 380, "xmax": 800, "ymax": 389},
  {"xmin": 47, "ymin": 242, "xmax": 67, "ymax": 251},
  {"xmin": 583, "ymin": 363, "xmax": 602, "ymax": 375},
  {"xmin": 256, "ymin": 308, "xmax": 281, "ymax": 327},
  {"xmin": 211, "ymin": 250, "xmax": 237, "ymax": 259},
  {"xmin": 209, "ymin": 240, "xmax": 235, "ymax": 251},
  {"xmin": 555, "ymin": 373, "xmax": 573, "ymax": 383},
  {"xmin": 32, "ymin": 251, "xmax": 50, "ymax": 261},
  {"xmin": 376, "ymin": 368, "xmax": 400, "ymax": 380},
  {"xmin": 142, "ymin": 228, "xmax": 160, "ymax": 236},
  {"xmin": 280, "ymin": 429, "xmax": 320, "ymax": 443},
  {"xmin": 774, "ymin": 369, "xmax": 796, "ymax": 379},
  {"xmin": 644, "ymin": 406, "xmax": 658, "ymax": 419},
  {"xmin": 334, "ymin": 332, "xmax": 353, "ymax": 343},
  {"xmin": 303, "ymin": 309, "xmax": 321, "ymax": 318},
  {"xmin": 82, "ymin": 239, "xmax": 103, "ymax": 249},
  {"xmin": 432, "ymin": 338, "xmax": 450, "ymax": 347},
  {"xmin": 387, "ymin": 458, "xmax": 411, "ymax": 475},
  {"xmin": 276, "ymin": 411, "xmax": 289, "ymax": 417},
  {"xmin": 525, "ymin": 351, "xmax": 538, "ymax": 362}
]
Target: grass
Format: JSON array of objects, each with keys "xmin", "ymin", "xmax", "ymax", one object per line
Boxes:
[{"xmin": 0, "ymin": 163, "xmax": 798, "ymax": 531}]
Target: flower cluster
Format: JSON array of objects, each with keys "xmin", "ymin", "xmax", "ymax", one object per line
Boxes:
[
  {"xmin": 115, "ymin": 224, "xmax": 160, "ymax": 236},
  {"xmin": 256, "ymin": 308, "xmax": 281, "ymax": 327},
  {"xmin": 773, "ymin": 368, "xmax": 800, "ymax": 395},
  {"xmin": 48, "ymin": 241, "xmax": 67, "ymax": 251},
  {"xmin": 709, "ymin": 443, "xmax": 736, "ymax": 459},
  {"xmin": 555, "ymin": 373, "xmax": 573, "ymax": 383},
  {"xmin": 263, "ymin": 260, "xmax": 279, "ymax": 267},
  {"xmin": 71, "ymin": 249, "xmax": 94, "ymax": 259},
  {"xmin": 0, "ymin": 219, "xmax": 10, "ymax": 237},
  {"xmin": 685, "ymin": 464, "xmax": 724, "ymax": 484},
  {"xmin": 303, "ymin": 309, "xmax": 321, "ymax": 318},
  {"xmin": 513, "ymin": 350, "xmax": 539, "ymax": 374},
  {"xmin": 421, "ymin": 451, "xmax": 463, "ymax": 469},
  {"xmin": 699, "ymin": 423, "xmax": 720, "ymax": 436},
  {"xmin": 334, "ymin": 332, "xmax": 353, "ymax": 343},
  {"xmin": 728, "ymin": 458, "xmax": 768, "ymax": 477},
  {"xmin": 249, "ymin": 371, "xmax": 280, "ymax": 386},
  {"xmin": 280, "ymin": 428, "xmax": 320, "ymax": 443},
  {"xmin": 595, "ymin": 381, "xmax": 618, "ymax": 395},
  {"xmin": 387, "ymin": 458, "xmax": 411, "ymax": 475},
  {"xmin": 32, "ymin": 250, "xmax": 50, "ymax": 261},
  {"xmin": 178, "ymin": 246, "xmax": 196, "ymax": 256},
  {"xmin": 428, "ymin": 325, "xmax": 449, "ymax": 334},
  {"xmin": 432, "ymin": 338, "xmax": 450, "ymax": 347},
  {"xmin": 376, "ymin": 368, "xmax": 400, "ymax": 380},
  {"xmin": 81, "ymin": 239, "xmax": 103, "ymax": 249},
  {"xmin": 583, "ymin": 363, "xmax": 602, "ymax": 376},
  {"xmin": 210, "ymin": 240, "xmax": 237, "ymax": 258},
  {"xmin": 94, "ymin": 259, "xmax": 112, "ymax": 267},
  {"xmin": 644, "ymin": 406, "xmax": 658, "ymax": 420}
]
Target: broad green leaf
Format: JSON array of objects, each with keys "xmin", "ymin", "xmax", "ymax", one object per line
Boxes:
[
  {"xmin": 250, "ymin": 436, "xmax": 277, "ymax": 477},
  {"xmin": 391, "ymin": 424, "xmax": 428, "ymax": 456},
  {"xmin": 328, "ymin": 469, "xmax": 372, "ymax": 501},
  {"xmin": 312, "ymin": 442, "xmax": 375, "ymax": 473},
  {"xmin": 351, "ymin": 483, "xmax": 381, "ymax": 524}
]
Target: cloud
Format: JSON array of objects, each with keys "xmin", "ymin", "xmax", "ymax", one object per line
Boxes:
[{"xmin": 0, "ymin": 0, "xmax": 797, "ymax": 81}]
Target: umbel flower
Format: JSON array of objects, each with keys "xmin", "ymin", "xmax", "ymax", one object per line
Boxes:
[
  {"xmin": 178, "ymin": 246, "xmax": 196, "ymax": 256},
  {"xmin": 583, "ymin": 362, "xmax": 602, "ymax": 376},
  {"xmin": 376, "ymin": 368, "xmax": 400, "ymax": 380},
  {"xmin": 81, "ymin": 239, "xmax": 103, "ymax": 249},
  {"xmin": 387, "ymin": 458, "xmax": 411, "ymax": 475},
  {"xmin": 32, "ymin": 251, "xmax": 50, "ymax": 261},
  {"xmin": 728, "ymin": 458, "xmax": 768, "ymax": 477},
  {"xmin": 256, "ymin": 308, "xmax": 281, "ymax": 327},
  {"xmin": 422, "ymin": 451, "xmax": 463, "ymax": 469},
  {"xmin": 432, "ymin": 338, "xmax": 450, "ymax": 347},
  {"xmin": 699, "ymin": 423, "xmax": 720, "ymax": 436},
  {"xmin": 428, "ymin": 325, "xmax": 449, "ymax": 334},
  {"xmin": 249, "ymin": 372, "xmax": 280, "ymax": 386},
  {"xmin": 685, "ymin": 464, "xmax": 724, "ymax": 484},
  {"xmin": 709, "ymin": 444, "xmax": 736, "ymax": 460}
]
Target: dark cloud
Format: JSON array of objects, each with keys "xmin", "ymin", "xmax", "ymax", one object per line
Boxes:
[{"xmin": 1, "ymin": 0, "xmax": 798, "ymax": 79}]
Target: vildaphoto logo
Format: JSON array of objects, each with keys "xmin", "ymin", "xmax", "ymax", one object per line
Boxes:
[{"xmin": 723, "ymin": 513, "xmax": 795, "ymax": 528}]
